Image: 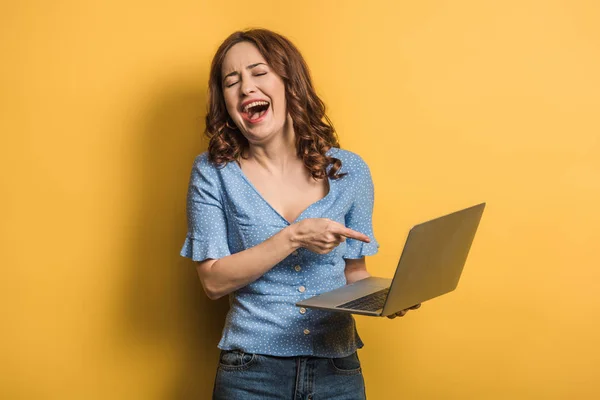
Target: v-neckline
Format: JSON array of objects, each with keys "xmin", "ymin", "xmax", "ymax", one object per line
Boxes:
[{"xmin": 230, "ymin": 149, "xmax": 335, "ymax": 226}]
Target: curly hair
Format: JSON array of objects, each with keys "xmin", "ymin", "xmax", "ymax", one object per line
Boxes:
[{"xmin": 205, "ymin": 28, "xmax": 345, "ymax": 180}]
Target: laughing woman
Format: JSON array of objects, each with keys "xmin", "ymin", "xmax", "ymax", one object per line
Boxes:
[{"xmin": 180, "ymin": 28, "xmax": 418, "ymax": 400}]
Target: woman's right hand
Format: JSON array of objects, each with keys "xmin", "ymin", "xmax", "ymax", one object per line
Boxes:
[{"xmin": 290, "ymin": 218, "xmax": 371, "ymax": 254}]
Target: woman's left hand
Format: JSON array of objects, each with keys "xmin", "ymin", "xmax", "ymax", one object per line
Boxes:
[{"xmin": 387, "ymin": 303, "xmax": 421, "ymax": 319}]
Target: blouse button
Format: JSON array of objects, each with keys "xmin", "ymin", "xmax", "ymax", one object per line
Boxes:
[
  {"xmin": 299, "ymin": 307, "xmax": 307, "ymax": 314},
  {"xmin": 298, "ymin": 286, "xmax": 306, "ymax": 293},
  {"xmin": 294, "ymin": 265, "xmax": 302, "ymax": 272},
  {"xmin": 303, "ymin": 329, "xmax": 311, "ymax": 335}
]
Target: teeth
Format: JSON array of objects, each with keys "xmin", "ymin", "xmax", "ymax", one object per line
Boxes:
[{"xmin": 243, "ymin": 100, "xmax": 269, "ymax": 113}]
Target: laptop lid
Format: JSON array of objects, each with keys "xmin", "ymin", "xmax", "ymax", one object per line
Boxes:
[{"xmin": 381, "ymin": 203, "xmax": 486, "ymax": 316}]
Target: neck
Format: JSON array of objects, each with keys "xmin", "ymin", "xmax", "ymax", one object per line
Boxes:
[{"xmin": 244, "ymin": 115, "xmax": 299, "ymax": 174}]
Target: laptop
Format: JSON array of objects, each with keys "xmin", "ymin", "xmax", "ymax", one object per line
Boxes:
[{"xmin": 296, "ymin": 203, "xmax": 486, "ymax": 317}]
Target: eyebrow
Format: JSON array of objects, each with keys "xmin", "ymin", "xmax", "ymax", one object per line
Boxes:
[{"xmin": 222, "ymin": 63, "xmax": 267, "ymax": 82}]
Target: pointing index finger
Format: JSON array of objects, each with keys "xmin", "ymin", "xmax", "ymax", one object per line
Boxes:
[{"xmin": 331, "ymin": 225, "xmax": 371, "ymax": 243}]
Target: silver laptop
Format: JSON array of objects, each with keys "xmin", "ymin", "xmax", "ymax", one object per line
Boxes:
[{"xmin": 296, "ymin": 203, "xmax": 486, "ymax": 317}]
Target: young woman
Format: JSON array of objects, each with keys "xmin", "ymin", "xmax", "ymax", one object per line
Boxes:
[{"xmin": 180, "ymin": 28, "xmax": 419, "ymax": 400}]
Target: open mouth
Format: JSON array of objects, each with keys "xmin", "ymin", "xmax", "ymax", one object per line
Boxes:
[{"xmin": 242, "ymin": 100, "xmax": 270, "ymax": 122}]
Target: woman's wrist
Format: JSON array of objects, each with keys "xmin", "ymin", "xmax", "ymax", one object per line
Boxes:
[{"xmin": 283, "ymin": 223, "xmax": 303, "ymax": 251}]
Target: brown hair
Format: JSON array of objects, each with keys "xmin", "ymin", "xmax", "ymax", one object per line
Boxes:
[{"xmin": 205, "ymin": 28, "xmax": 345, "ymax": 180}]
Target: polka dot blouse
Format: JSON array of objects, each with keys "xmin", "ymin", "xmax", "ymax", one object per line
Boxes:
[{"xmin": 180, "ymin": 147, "xmax": 379, "ymax": 357}]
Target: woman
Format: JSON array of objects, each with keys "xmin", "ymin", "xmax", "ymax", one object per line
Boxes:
[{"xmin": 180, "ymin": 28, "xmax": 419, "ymax": 400}]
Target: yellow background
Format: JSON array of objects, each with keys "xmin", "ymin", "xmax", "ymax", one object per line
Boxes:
[{"xmin": 2, "ymin": 1, "xmax": 599, "ymax": 398}]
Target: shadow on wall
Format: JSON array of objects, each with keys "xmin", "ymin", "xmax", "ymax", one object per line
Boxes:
[{"xmin": 118, "ymin": 74, "xmax": 229, "ymax": 399}]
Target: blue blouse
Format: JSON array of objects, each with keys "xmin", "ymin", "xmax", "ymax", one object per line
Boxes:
[{"xmin": 180, "ymin": 147, "xmax": 379, "ymax": 357}]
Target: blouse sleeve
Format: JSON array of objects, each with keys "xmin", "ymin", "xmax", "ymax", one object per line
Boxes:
[
  {"xmin": 180, "ymin": 155, "xmax": 232, "ymax": 262},
  {"xmin": 343, "ymin": 157, "xmax": 380, "ymax": 259}
]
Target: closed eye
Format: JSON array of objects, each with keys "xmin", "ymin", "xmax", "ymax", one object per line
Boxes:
[{"xmin": 225, "ymin": 72, "xmax": 266, "ymax": 88}]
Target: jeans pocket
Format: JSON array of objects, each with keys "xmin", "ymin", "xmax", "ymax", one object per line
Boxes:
[
  {"xmin": 329, "ymin": 352, "xmax": 362, "ymax": 375},
  {"xmin": 218, "ymin": 350, "xmax": 257, "ymax": 371}
]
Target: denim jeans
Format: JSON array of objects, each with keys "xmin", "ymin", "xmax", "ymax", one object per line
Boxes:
[{"xmin": 213, "ymin": 349, "xmax": 367, "ymax": 400}]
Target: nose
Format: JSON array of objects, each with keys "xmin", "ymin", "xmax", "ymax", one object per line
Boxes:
[{"xmin": 240, "ymin": 76, "xmax": 256, "ymax": 96}]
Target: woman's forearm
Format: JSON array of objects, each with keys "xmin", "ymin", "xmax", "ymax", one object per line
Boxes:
[
  {"xmin": 345, "ymin": 267, "xmax": 371, "ymax": 284},
  {"xmin": 198, "ymin": 225, "xmax": 301, "ymax": 300},
  {"xmin": 344, "ymin": 257, "xmax": 371, "ymax": 284}
]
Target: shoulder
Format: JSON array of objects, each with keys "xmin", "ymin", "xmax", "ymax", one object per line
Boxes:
[
  {"xmin": 192, "ymin": 151, "xmax": 214, "ymax": 169},
  {"xmin": 188, "ymin": 151, "xmax": 230, "ymax": 190},
  {"xmin": 327, "ymin": 147, "xmax": 371, "ymax": 176},
  {"xmin": 191, "ymin": 151, "xmax": 227, "ymax": 176}
]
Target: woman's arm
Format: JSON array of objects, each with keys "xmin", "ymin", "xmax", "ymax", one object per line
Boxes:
[
  {"xmin": 344, "ymin": 257, "xmax": 371, "ymax": 284},
  {"xmin": 196, "ymin": 225, "xmax": 298, "ymax": 300},
  {"xmin": 197, "ymin": 219, "xmax": 370, "ymax": 300}
]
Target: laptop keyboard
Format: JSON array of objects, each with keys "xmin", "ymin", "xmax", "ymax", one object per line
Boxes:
[{"xmin": 336, "ymin": 288, "xmax": 389, "ymax": 312}]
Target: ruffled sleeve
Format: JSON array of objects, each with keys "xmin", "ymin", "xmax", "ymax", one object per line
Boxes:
[
  {"xmin": 343, "ymin": 156, "xmax": 380, "ymax": 259},
  {"xmin": 180, "ymin": 154, "xmax": 231, "ymax": 262}
]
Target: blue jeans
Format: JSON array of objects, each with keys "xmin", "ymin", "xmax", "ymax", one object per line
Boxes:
[{"xmin": 213, "ymin": 350, "xmax": 367, "ymax": 400}]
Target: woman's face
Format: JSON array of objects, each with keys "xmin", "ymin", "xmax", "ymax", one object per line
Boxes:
[{"xmin": 221, "ymin": 42, "xmax": 288, "ymax": 143}]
